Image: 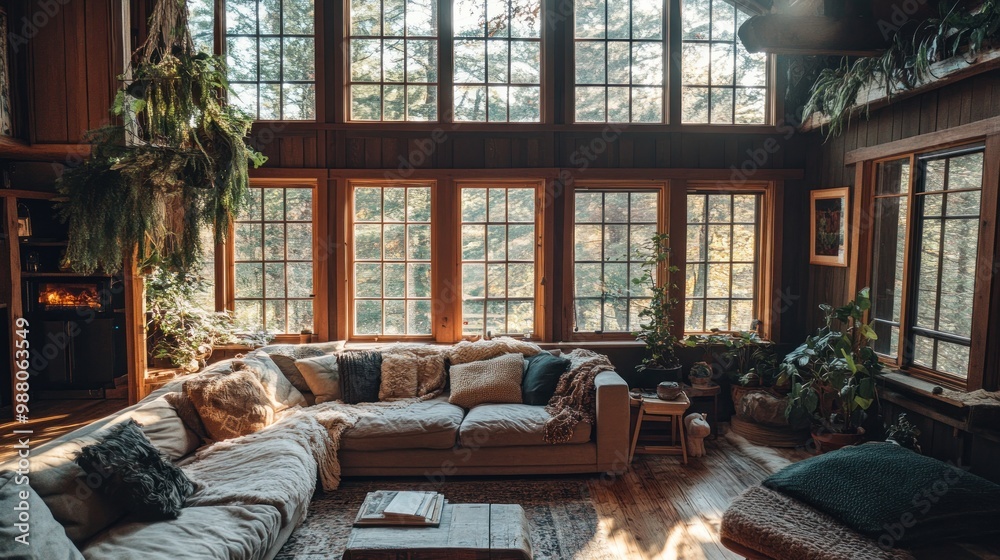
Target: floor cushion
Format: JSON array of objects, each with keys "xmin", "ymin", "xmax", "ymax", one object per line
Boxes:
[
  {"xmin": 80, "ymin": 505, "xmax": 281, "ymax": 560},
  {"xmin": 341, "ymin": 396, "xmax": 464, "ymax": 451},
  {"xmin": 763, "ymin": 442, "xmax": 1000, "ymax": 547},
  {"xmin": 459, "ymin": 403, "xmax": 591, "ymax": 448}
]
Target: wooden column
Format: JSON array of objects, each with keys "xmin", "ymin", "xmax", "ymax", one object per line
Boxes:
[
  {"xmin": 2, "ymin": 197, "xmax": 24, "ymax": 415},
  {"xmin": 123, "ymin": 249, "xmax": 146, "ymax": 404}
]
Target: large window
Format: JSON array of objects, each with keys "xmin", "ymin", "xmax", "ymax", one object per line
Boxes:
[
  {"xmin": 224, "ymin": 0, "xmax": 317, "ymax": 120},
  {"xmin": 574, "ymin": 0, "xmax": 665, "ymax": 123},
  {"xmin": 460, "ymin": 184, "xmax": 537, "ymax": 336},
  {"xmin": 233, "ymin": 185, "xmax": 315, "ymax": 333},
  {"xmin": 573, "ymin": 189, "xmax": 659, "ymax": 333},
  {"xmin": 352, "ymin": 184, "xmax": 433, "ymax": 336},
  {"xmin": 453, "ymin": 0, "xmax": 542, "ymax": 122},
  {"xmin": 349, "ymin": 0, "xmax": 438, "ymax": 121},
  {"xmin": 680, "ymin": 0, "xmax": 768, "ymax": 124},
  {"xmin": 684, "ymin": 192, "xmax": 760, "ymax": 332},
  {"xmin": 871, "ymin": 146, "xmax": 984, "ymax": 382}
]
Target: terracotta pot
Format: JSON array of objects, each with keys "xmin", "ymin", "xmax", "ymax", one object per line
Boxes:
[
  {"xmin": 811, "ymin": 427, "xmax": 866, "ymax": 453},
  {"xmin": 691, "ymin": 376, "xmax": 711, "ymax": 387}
]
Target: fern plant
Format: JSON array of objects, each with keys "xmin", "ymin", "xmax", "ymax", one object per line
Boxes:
[{"xmin": 58, "ymin": 0, "xmax": 265, "ymax": 275}]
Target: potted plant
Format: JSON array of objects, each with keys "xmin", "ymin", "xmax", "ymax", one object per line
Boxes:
[
  {"xmin": 885, "ymin": 413, "xmax": 921, "ymax": 454},
  {"xmin": 633, "ymin": 232, "xmax": 682, "ymax": 387},
  {"xmin": 783, "ymin": 288, "xmax": 882, "ymax": 452},
  {"xmin": 689, "ymin": 361, "xmax": 713, "ymax": 386}
]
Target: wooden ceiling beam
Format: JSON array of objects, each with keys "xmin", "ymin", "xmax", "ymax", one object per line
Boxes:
[
  {"xmin": 738, "ymin": 15, "xmax": 888, "ymax": 56},
  {"xmin": 0, "ymin": 137, "xmax": 89, "ymax": 162}
]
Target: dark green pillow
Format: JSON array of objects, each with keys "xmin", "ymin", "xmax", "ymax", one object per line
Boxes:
[
  {"xmin": 763, "ymin": 442, "xmax": 1000, "ymax": 548},
  {"xmin": 76, "ymin": 420, "xmax": 194, "ymax": 521},
  {"xmin": 522, "ymin": 352, "xmax": 570, "ymax": 405}
]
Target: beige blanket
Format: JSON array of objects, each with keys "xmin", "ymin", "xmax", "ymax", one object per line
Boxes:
[{"xmin": 544, "ymin": 349, "xmax": 615, "ymax": 444}]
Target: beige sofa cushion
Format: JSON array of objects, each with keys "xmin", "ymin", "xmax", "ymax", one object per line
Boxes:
[
  {"xmin": 235, "ymin": 350, "xmax": 307, "ymax": 411},
  {"xmin": 258, "ymin": 341, "xmax": 346, "ymax": 393},
  {"xmin": 341, "ymin": 396, "xmax": 464, "ymax": 451},
  {"xmin": 294, "ymin": 354, "xmax": 342, "ymax": 403},
  {"xmin": 184, "ymin": 371, "xmax": 275, "ymax": 442},
  {"xmin": 448, "ymin": 353, "xmax": 524, "ymax": 409},
  {"xmin": 81, "ymin": 505, "xmax": 281, "ymax": 560},
  {"xmin": 459, "ymin": 404, "xmax": 592, "ymax": 448}
]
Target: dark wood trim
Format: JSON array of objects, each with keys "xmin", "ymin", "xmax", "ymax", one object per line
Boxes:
[
  {"xmin": 325, "ymin": 168, "xmax": 803, "ymax": 181},
  {"xmin": 845, "ymin": 116, "xmax": 1000, "ymax": 165},
  {"xmin": 667, "ymin": 180, "xmax": 687, "ymax": 341},
  {"xmin": 973, "ymin": 134, "xmax": 1000, "ymax": 391},
  {"xmin": 847, "ymin": 160, "xmax": 873, "ymax": 299},
  {"xmin": 123, "ymin": 249, "xmax": 146, "ymax": 404},
  {"xmin": 3, "ymin": 198, "xmax": 24, "ymax": 411}
]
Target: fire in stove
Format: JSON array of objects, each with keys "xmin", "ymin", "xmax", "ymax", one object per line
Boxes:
[{"xmin": 37, "ymin": 283, "xmax": 103, "ymax": 310}]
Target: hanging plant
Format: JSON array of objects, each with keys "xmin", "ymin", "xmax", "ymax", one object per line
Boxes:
[
  {"xmin": 805, "ymin": 0, "xmax": 1000, "ymax": 139},
  {"xmin": 58, "ymin": 0, "xmax": 265, "ymax": 275}
]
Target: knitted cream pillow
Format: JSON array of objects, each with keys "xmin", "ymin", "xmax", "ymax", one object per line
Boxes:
[{"xmin": 448, "ymin": 352, "xmax": 525, "ymax": 409}]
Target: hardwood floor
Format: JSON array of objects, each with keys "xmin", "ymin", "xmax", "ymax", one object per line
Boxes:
[
  {"xmin": 0, "ymin": 398, "xmax": 807, "ymax": 559},
  {"xmin": 0, "ymin": 399, "xmax": 127, "ymax": 466}
]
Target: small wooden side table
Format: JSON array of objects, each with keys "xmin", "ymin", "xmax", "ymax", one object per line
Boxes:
[
  {"xmin": 682, "ymin": 383, "xmax": 722, "ymax": 437},
  {"xmin": 628, "ymin": 392, "xmax": 691, "ymax": 464}
]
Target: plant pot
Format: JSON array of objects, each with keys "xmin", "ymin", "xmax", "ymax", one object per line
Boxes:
[
  {"xmin": 691, "ymin": 376, "xmax": 711, "ymax": 387},
  {"xmin": 811, "ymin": 427, "xmax": 866, "ymax": 453},
  {"xmin": 634, "ymin": 364, "xmax": 683, "ymax": 389}
]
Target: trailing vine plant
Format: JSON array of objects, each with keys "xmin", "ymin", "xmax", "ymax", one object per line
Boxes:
[
  {"xmin": 806, "ymin": 0, "xmax": 1000, "ymax": 139},
  {"xmin": 58, "ymin": 0, "xmax": 265, "ymax": 275}
]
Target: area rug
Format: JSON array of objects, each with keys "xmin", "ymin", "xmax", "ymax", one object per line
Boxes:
[{"xmin": 275, "ymin": 476, "xmax": 604, "ymax": 559}]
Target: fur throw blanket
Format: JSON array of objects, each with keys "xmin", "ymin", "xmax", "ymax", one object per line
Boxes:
[
  {"xmin": 449, "ymin": 337, "xmax": 542, "ymax": 365},
  {"xmin": 543, "ymin": 349, "xmax": 615, "ymax": 443},
  {"xmin": 380, "ymin": 346, "xmax": 449, "ymax": 400}
]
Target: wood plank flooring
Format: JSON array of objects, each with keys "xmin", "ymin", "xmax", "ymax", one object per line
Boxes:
[
  {"xmin": 0, "ymin": 399, "xmax": 127, "ymax": 465},
  {"xmin": 0, "ymin": 399, "xmax": 808, "ymax": 559}
]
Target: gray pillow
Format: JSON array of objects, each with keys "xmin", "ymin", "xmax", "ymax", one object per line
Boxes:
[
  {"xmin": 0, "ymin": 470, "xmax": 84, "ymax": 559},
  {"xmin": 257, "ymin": 341, "xmax": 346, "ymax": 393},
  {"xmin": 294, "ymin": 354, "xmax": 342, "ymax": 403},
  {"xmin": 235, "ymin": 350, "xmax": 307, "ymax": 411}
]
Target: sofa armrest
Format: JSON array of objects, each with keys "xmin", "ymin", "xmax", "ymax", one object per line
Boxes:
[{"xmin": 595, "ymin": 370, "xmax": 630, "ymax": 474}]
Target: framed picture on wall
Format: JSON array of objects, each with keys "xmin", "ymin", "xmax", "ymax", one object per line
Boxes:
[{"xmin": 810, "ymin": 187, "xmax": 849, "ymax": 267}]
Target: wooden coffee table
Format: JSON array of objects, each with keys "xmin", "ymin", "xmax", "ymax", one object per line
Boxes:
[{"xmin": 342, "ymin": 503, "xmax": 532, "ymax": 559}]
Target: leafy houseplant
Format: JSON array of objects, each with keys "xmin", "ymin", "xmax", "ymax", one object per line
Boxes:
[
  {"xmin": 633, "ymin": 232, "xmax": 682, "ymax": 386},
  {"xmin": 885, "ymin": 413, "xmax": 922, "ymax": 454},
  {"xmin": 783, "ymin": 288, "xmax": 882, "ymax": 451},
  {"xmin": 684, "ymin": 330, "xmax": 779, "ymax": 387},
  {"xmin": 58, "ymin": 0, "xmax": 265, "ymax": 275},
  {"xmin": 689, "ymin": 361, "xmax": 713, "ymax": 386},
  {"xmin": 145, "ymin": 268, "xmax": 272, "ymax": 371}
]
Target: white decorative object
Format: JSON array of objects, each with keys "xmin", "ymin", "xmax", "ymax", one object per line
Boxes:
[{"xmin": 685, "ymin": 413, "xmax": 711, "ymax": 457}]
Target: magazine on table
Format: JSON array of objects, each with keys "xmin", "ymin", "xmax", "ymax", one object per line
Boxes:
[{"xmin": 354, "ymin": 491, "xmax": 446, "ymax": 527}]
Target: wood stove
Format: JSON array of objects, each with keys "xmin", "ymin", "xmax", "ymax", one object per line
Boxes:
[{"xmin": 27, "ymin": 280, "xmax": 110, "ymax": 313}]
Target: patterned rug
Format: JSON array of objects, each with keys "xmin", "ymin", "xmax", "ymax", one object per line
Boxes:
[{"xmin": 275, "ymin": 475, "xmax": 604, "ymax": 559}]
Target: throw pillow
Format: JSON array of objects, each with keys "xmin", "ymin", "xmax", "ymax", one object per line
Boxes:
[
  {"xmin": 163, "ymin": 391, "xmax": 211, "ymax": 442},
  {"xmin": 522, "ymin": 351, "xmax": 571, "ymax": 405},
  {"xmin": 338, "ymin": 351, "xmax": 383, "ymax": 404},
  {"xmin": 449, "ymin": 337, "xmax": 542, "ymax": 365},
  {"xmin": 75, "ymin": 420, "xmax": 194, "ymax": 521},
  {"xmin": 0, "ymin": 470, "xmax": 84, "ymax": 559},
  {"xmin": 449, "ymin": 352, "xmax": 525, "ymax": 409},
  {"xmin": 184, "ymin": 371, "xmax": 274, "ymax": 441},
  {"xmin": 379, "ymin": 352, "xmax": 420, "ymax": 400},
  {"xmin": 235, "ymin": 350, "xmax": 307, "ymax": 411},
  {"xmin": 294, "ymin": 354, "xmax": 342, "ymax": 403},
  {"xmin": 763, "ymin": 442, "xmax": 1000, "ymax": 547},
  {"xmin": 257, "ymin": 341, "xmax": 346, "ymax": 393}
]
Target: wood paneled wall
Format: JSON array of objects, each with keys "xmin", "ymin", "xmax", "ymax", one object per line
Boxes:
[{"xmin": 804, "ymin": 72, "xmax": 1000, "ymax": 329}]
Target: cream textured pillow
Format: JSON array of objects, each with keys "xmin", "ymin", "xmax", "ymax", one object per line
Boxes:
[
  {"xmin": 236, "ymin": 350, "xmax": 307, "ymax": 411},
  {"xmin": 448, "ymin": 352, "xmax": 525, "ymax": 409},
  {"xmin": 183, "ymin": 371, "xmax": 274, "ymax": 441},
  {"xmin": 258, "ymin": 341, "xmax": 347, "ymax": 393},
  {"xmin": 379, "ymin": 352, "xmax": 420, "ymax": 400},
  {"xmin": 294, "ymin": 354, "xmax": 342, "ymax": 403}
]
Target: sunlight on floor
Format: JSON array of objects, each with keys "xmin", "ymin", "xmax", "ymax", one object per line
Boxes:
[{"xmin": 581, "ymin": 513, "xmax": 734, "ymax": 560}]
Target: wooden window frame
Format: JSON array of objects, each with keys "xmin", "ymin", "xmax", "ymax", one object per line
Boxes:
[
  {"xmin": 849, "ymin": 122, "xmax": 1000, "ymax": 392},
  {"xmin": 454, "ymin": 180, "xmax": 547, "ymax": 339},
  {"xmin": 677, "ymin": 181, "xmax": 781, "ymax": 340},
  {"xmin": 216, "ymin": 177, "xmax": 327, "ymax": 343}
]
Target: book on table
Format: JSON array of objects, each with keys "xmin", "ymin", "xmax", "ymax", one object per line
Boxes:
[{"xmin": 354, "ymin": 491, "xmax": 446, "ymax": 527}]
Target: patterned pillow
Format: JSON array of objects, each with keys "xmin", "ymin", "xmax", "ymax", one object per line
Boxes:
[
  {"xmin": 236, "ymin": 350, "xmax": 307, "ymax": 411},
  {"xmin": 75, "ymin": 420, "xmax": 194, "ymax": 520},
  {"xmin": 379, "ymin": 352, "xmax": 420, "ymax": 400},
  {"xmin": 294, "ymin": 354, "xmax": 342, "ymax": 403},
  {"xmin": 448, "ymin": 353, "xmax": 525, "ymax": 409},
  {"xmin": 257, "ymin": 341, "xmax": 346, "ymax": 393},
  {"xmin": 183, "ymin": 371, "xmax": 274, "ymax": 441}
]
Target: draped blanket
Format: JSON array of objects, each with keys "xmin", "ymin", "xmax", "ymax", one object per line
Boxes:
[{"xmin": 543, "ymin": 349, "xmax": 615, "ymax": 444}]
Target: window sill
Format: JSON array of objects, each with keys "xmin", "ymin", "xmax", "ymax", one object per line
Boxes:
[{"xmin": 877, "ymin": 371, "xmax": 968, "ymax": 408}]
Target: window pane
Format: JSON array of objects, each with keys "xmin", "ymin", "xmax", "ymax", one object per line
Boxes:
[
  {"xmin": 453, "ymin": 0, "xmax": 542, "ymax": 122},
  {"xmin": 226, "ymin": 0, "xmax": 316, "ymax": 120},
  {"xmin": 352, "ymin": 185, "xmax": 433, "ymax": 336},
  {"xmin": 234, "ymin": 186, "xmax": 314, "ymax": 333},
  {"xmin": 573, "ymin": 190, "xmax": 659, "ymax": 332},
  {"xmin": 461, "ymin": 185, "xmax": 537, "ymax": 336},
  {"xmin": 870, "ymin": 190, "xmax": 907, "ymax": 358},
  {"xmin": 685, "ymin": 191, "xmax": 760, "ymax": 332},
  {"xmin": 681, "ymin": 0, "xmax": 768, "ymax": 124}
]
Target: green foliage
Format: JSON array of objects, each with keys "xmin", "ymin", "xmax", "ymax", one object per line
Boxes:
[
  {"xmin": 806, "ymin": 0, "xmax": 1000, "ymax": 139},
  {"xmin": 683, "ymin": 330, "xmax": 779, "ymax": 386},
  {"xmin": 783, "ymin": 288, "xmax": 883, "ymax": 434},
  {"xmin": 885, "ymin": 413, "xmax": 922, "ymax": 453},
  {"xmin": 689, "ymin": 361, "xmax": 712, "ymax": 379},
  {"xmin": 57, "ymin": 0, "xmax": 265, "ymax": 275},
  {"xmin": 146, "ymin": 268, "xmax": 272, "ymax": 371},
  {"xmin": 633, "ymin": 232, "xmax": 681, "ymax": 369}
]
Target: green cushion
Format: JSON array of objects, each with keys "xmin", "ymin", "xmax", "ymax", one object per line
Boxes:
[
  {"xmin": 763, "ymin": 442, "xmax": 1000, "ymax": 548},
  {"xmin": 521, "ymin": 352, "xmax": 570, "ymax": 406}
]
